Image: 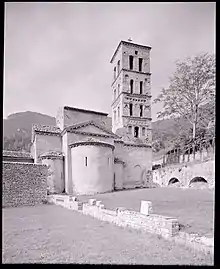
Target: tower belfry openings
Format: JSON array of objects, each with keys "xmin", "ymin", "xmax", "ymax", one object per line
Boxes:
[{"xmin": 110, "ymin": 40, "xmax": 152, "ymax": 142}]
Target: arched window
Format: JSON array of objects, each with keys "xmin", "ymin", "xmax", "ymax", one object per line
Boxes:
[
  {"xmin": 129, "ymin": 55, "xmax": 134, "ymax": 70},
  {"xmin": 139, "ymin": 58, "xmax": 143, "ymax": 72},
  {"xmin": 140, "ymin": 104, "xmax": 143, "ymax": 117},
  {"xmin": 140, "ymin": 81, "xmax": 143, "ymax": 94},
  {"xmin": 114, "ymin": 89, "xmax": 116, "ymax": 100},
  {"xmin": 114, "ymin": 67, "xmax": 116, "ymax": 80},
  {"xmin": 134, "ymin": 126, "xmax": 139, "ymax": 138},
  {"xmin": 114, "ymin": 110, "xmax": 116, "ymax": 122},
  {"xmin": 145, "ymin": 78, "xmax": 148, "ymax": 92},
  {"xmin": 118, "ymin": 106, "xmax": 120, "ymax": 119},
  {"xmin": 142, "ymin": 127, "xmax": 145, "ymax": 136},
  {"xmin": 130, "ymin": 79, "xmax": 134, "ymax": 94},
  {"xmin": 129, "ymin": 103, "xmax": 133, "ymax": 116},
  {"xmin": 128, "ymin": 126, "xmax": 132, "ymax": 134},
  {"xmin": 117, "ymin": 60, "xmax": 120, "ymax": 76},
  {"xmin": 118, "ymin": 84, "xmax": 120, "ymax": 96}
]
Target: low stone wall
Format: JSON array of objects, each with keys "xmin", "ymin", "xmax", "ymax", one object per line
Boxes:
[
  {"xmin": 3, "ymin": 162, "xmax": 48, "ymax": 207},
  {"xmin": 48, "ymin": 195, "xmax": 213, "ymax": 255},
  {"xmin": 3, "ymin": 150, "xmax": 34, "ymax": 163}
]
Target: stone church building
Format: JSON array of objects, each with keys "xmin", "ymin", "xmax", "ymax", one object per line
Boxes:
[{"xmin": 31, "ymin": 40, "xmax": 153, "ymax": 195}]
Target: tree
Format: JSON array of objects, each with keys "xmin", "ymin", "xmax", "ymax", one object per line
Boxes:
[{"xmin": 154, "ymin": 53, "xmax": 215, "ymax": 141}]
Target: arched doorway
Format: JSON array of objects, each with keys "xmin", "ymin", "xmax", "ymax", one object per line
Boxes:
[
  {"xmin": 168, "ymin": 177, "xmax": 180, "ymax": 187},
  {"xmin": 189, "ymin": 177, "xmax": 208, "ymax": 189},
  {"xmin": 133, "ymin": 165, "xmax": 142, "ymax": 187}
]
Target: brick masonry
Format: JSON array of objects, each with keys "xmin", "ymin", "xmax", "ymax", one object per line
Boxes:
[
  {"xmin": 3, "ymin": 162, "xmax": 48, "ymax": 207},
  {"xmin": 47, "ymin": 195, "xmax": 214, "ymax": 255}
]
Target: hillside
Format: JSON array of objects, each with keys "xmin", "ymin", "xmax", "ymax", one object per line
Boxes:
[
  {"xmin": 3, "ymin": 104, "xmax": 214, "ymax": 154},
  {"xmin": 3, "ymin": 112, "xmax": 56, "ymax": 152}
]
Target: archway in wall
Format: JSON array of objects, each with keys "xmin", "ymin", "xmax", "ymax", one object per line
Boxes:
[
  {"xmin": 189, "ymin": 177, "xmax": 208, "ymax": 189},
  {"xmin": 133, "ymin": 165, "xmax": 142, "ymax": 187},
  {"xmin": 168, "ymin": 177, "xmax": 180, "ymax": 187}
]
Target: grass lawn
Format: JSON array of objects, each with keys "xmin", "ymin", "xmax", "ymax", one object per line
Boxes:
[
  {"xmin": 78, "ymin": 187, "xmax": 214, "ymax": 237},
  {"xmin": 3, "ymin": 204, "xmax": 213, "ymax": 264}
]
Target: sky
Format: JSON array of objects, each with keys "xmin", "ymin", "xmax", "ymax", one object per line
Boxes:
[{"xmin": 4, "ymin": 2, "xmax": 216, "ymax": 121}]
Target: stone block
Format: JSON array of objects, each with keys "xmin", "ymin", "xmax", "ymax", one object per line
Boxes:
[
  {"xmin": 77, "ymin": 201, "xmax": 83, "ymax": 210},
  {"xmin": 69, "ymin": 196, "xmax": 77, "ymax": 202},
  {"xmin": 140, "ymin": 200, "xmax": 153, "ymax": 215},
  {"xmin": 167, "ymin": 219, "xmax": 179, "ymax": 236},
  {"xmin": 96, "ymin": 200, "xmax": 102, "ymax": 206},
  {"xmin": 89, "ymin": 199, "xmax": 96, "ymax": 206}
]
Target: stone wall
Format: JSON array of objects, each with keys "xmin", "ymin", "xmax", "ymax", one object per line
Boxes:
[
  {"xmin": 56, "ymin": 106, "xmax": 108, "ymax": 130},
  {"xmin": 34, "ymin": 134, "xmax": 62, "ymax": 163},
  {"xmin": 153, "ymin": 160, "xmax": 215, "ymax": 188},
  {"xmin": 70, "ymin": 143, "xmax": 114, "ymax": 195},
  {"xmin": 49, "ymin": 195, "xmax": 179, "ymax": 237},
  {"xmin": 114, "ymin": 161, "xmax": 124, "ymax": 190},
  {"xmin": 41, "ymin": 157, "xmax": 64, "ymax": 194},
  {"xmin": 48, "ymin": 195, "xmax": 214, "ymax": 255},
  {"xmin": 114, "ymin": 143, "xmax": 152, "ymax": 189},
  {"xmin": 3, "ymin": 162, "xmax": 48, "ymax": 207}
]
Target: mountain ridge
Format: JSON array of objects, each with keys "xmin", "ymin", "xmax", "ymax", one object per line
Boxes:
[{"xmin": 3, "ymin": 106, "xmax": 213, "ymax": 154}]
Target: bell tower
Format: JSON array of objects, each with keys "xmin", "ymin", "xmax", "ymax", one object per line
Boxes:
[{"xmin": 110, "ymin": 40, "xmax": 152, "ymax": 143}]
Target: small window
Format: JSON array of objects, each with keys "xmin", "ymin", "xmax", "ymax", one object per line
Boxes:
[
  {"xmin": 129, "ymin": 55, "xmax": 133, "ymax": 70},
  {"xmin": 130, "ymin": 79, "xmax": 133, "ymax": 94},
  {"xmin": 129, "ymin": 103, "xmax": 133, "ymax": 116},
  {"xmin": 117, "ymin": 60, "xmax": 120, "ymax": 76},
  {"xmin": 114, "ymin": 110, "xmax": 116, "ymax": 121},
  {"xmin": 114, "ymin": 67, "xmax": 116, "ymax": 79},
  {"xmin": 118, "ymin": 106, "xmax": 120, "ymax": 118},
  {"xmin": 128, "ymin": 126, "xmax": 132, "ymax": 134},
  {"xmin": 140, "ymin": 81, "xmax": 143, "ymax": 94},
  {"xmin": 139, "ymin": 58, "xmax": 143, "ymax": 72},
  {"xmin": 142, "ymin": 127, "xmax": 145, "ymax": 136},
  {"xmin": 85, "ymin": 157, "xmax": 88, "ymax": 167},
  {"xmin": 135, "ymin": 51, "xmax": 138, "ymax": 55},
  {"xmin": 118, "ymin": 84, "xmax": 120, "ymax": 96},
  {"xmin": 140, "ymin": 105, "xmax": 143, "ymax": 117},
  {"xmin": 134, "ymin": 126, "xmax": 139, "ymax": 138},
  {"xmin": 114, "ymin": 89, "xmax": 116, "ymax": 100}
]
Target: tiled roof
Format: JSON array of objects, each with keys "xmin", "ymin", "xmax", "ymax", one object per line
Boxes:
[
  {"xmin": 64, "ymin": 106, "xmax": 108, "ymax": 116},
  {"xmin": 32, "ymin": 124, "xmax": 61, "ymax": 142},
  {"xmin": 3, "ymin": 150, "xmax": 32, "ymax": 158},
  {"xmin": 64, "ymin": 120, "xmax": 119, "ymax": 139},
  {"xmin": 69, "ymin": 140, "xmax": 115, "ymax": 150},
  {"xmin": 32, "ymin": 124, "xmax": 61, "ymax": 134},
  {"xmin": 39, "ymin": 151, "xmax": 64, "ymax": 159}
]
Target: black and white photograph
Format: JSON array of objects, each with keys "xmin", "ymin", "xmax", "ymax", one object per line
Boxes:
[{"xmin": 3, "ymin": 2, "xmax": 215, "ymax": 265}]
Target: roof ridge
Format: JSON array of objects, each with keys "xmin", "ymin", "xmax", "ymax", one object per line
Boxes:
[{"xmin": 65, "ymin": 120, "xmax": 119, "ymax": 137}]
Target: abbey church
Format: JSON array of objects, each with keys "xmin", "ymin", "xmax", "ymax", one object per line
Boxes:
[{"xmin": 31, "ymin": 40, "xmax": 153, "ymax": 195}]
